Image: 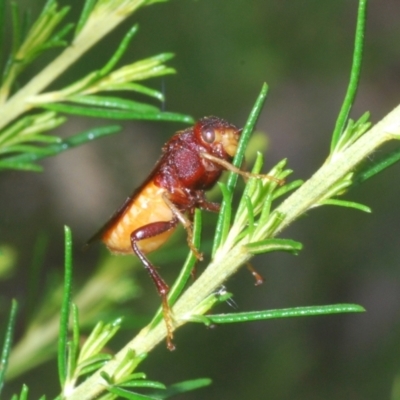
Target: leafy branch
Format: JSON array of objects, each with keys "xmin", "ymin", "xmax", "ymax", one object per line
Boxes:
[
  {"xmin": 0, "ymin": 0, "xmax": 192, "ymax": 172},
  {"xmin": 66, "ymin": 79, "xmax": 399, "ymax": 398},
  {"xmin": 0, "ymin": 1, "xmax": 72, "ymax": 104},
  {"xmin": 62, "ymin": 1, "xmax": 400, "ymax": 397},
  {"xmin": 3, "ymin": 0, "xmax": 400, "ymax": 399},
  {"xmin": 0, "ymin": 0, "xmax": 165, "ymax": 126}
]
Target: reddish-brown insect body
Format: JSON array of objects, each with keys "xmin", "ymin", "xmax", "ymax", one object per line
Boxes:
[{"xmin": 89, "ymin": 116, "xmax": 242, "ymax": 350}]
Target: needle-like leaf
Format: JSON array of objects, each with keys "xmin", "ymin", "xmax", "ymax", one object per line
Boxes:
[
  {"xmin": 58, "ymin": 226, "xmax": 73, "ymax": 387},
  {"xmin": 203, "ymin": 304, "xmax": 365, "ymax": 324},
  {"xmin": 330, "ymin": 0, "xmax": 367, "ymax": 151},
  {"xmin": 0, "ymin": 300, "xmax": 18, "ymax": 396}
]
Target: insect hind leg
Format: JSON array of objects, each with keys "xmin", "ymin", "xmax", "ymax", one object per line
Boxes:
[{"xmin": 130, "ymin": 218, "xmax": 179, "ymax": 350}]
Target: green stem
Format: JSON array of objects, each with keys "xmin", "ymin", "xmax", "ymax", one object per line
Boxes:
[
  {"xmin": 66, "ymin": 101, "xmax": 400, "ymax": 400},
  {"xmin": 275, "ymin": 103, "xmax": 399, "ymax": 235}
]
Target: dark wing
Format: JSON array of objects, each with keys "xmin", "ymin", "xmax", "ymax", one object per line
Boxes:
[{"xmin": 85, "ymin": 151, "xmax": 169, "ymax": 247}]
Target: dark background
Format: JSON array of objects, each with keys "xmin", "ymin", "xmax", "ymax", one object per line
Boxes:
[{"xmin": 2, "ymin": 0, "xmax": 400, "ymax": 399}]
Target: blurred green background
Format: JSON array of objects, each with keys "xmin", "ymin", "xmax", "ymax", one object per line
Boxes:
[{"xmin": 2, "ymin": 0, "xmax": 400, "ymax": 399}]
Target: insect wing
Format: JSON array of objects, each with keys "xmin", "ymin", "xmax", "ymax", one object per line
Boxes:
[{"xmin": 86, "ymin": 152, "xmax": 169, "ymax": 246}]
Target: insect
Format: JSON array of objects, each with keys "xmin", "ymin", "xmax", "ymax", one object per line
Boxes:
[{"xmin": 88, "ymin": 116, "xmax": 280, "ymax": 350}]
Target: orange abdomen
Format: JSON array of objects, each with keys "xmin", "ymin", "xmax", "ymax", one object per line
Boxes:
[{"xmin": 102, "ymin": 181, "xmax": 175, "ymax": 255}]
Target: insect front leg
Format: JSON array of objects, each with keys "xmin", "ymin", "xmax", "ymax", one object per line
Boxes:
[{"xmin": 130, "ymin": 218, "xmax": 179, "ymax": 351}]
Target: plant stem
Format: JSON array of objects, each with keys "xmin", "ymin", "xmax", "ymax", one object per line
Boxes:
[
  {"xmin": 275, "ymin": 103, "xmax": 400, "ymax": 234},
  {"xmin": 67, "ymin": 102, "xmax": 400, "ymax": 399}
]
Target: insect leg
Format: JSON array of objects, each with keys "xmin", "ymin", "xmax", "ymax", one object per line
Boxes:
[
  {"xmin": 162, "ymin": 193, "xmax": 203, "ymax": 261},
  {"xmin": 195, "ymin": 192, "xmax": 221, "ymax": 213},
  {"xmin": 246, "ymin": 262, "xmax": 264, "ymax": 286},
  {"xmin": 130, "ymin": 218, "xmax": 179, "ymax": 351}
]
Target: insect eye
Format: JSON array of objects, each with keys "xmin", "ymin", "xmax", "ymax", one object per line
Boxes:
[{"xmin": 202, "ymin": 128, "xmax": 215, "ymax": 143}]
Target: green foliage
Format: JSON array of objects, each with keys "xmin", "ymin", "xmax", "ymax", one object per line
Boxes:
[
  {"xmin": 354, "ymin": 144, "xmax": 400, "ymax": 184},
  {"xmin": 53, "ymin": 227, "xmax": 208, "ymax": 399},
  {"xmin": 146, "ymin": 378, "xmax": 212, "ymax": 399},
  {"xmin": 74, "ymin": 0, "xmax": 97, "ymax": 37},
  {"xmin": 330, "ymin": 0, "xmax": 367, "ymax": 152},
  {"xmin": 194, "ymin": 304, "xmax": 365, "ymax": 325},
  {"xmin": 2, "ymin": 0, "xmax": 400, "ymax": 399},
  {"xmin": 212, "ymin": 83, "xmax": 270, "ymax": 255},
  {"xmin": 64, "ymin": 316, "xmax": 124, "ymax": 396},
  {"xmin": 0, "ymin": 111, "xmax": 65, "ymax": 170},
  {"xmin": 0, "ymin": 0, "xmax": 72, "ymax": 103},
  {"xmin": 0, "ymin": 125, "xmax": 121, "ymax": 172},
  {"xmin": 0, "ymin": 0, "xmax": 192, "ymax": 173},
  {"xmin": 9, "ymin": 384, "xmax": 37, "ymax": 400},
  {"xmin": 0, "ymin": 300, "xmax": 18, "ymax": 396},
  {"xmin": 58, "ymin": 226, "xmax": 73, "ymax": 387}
]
